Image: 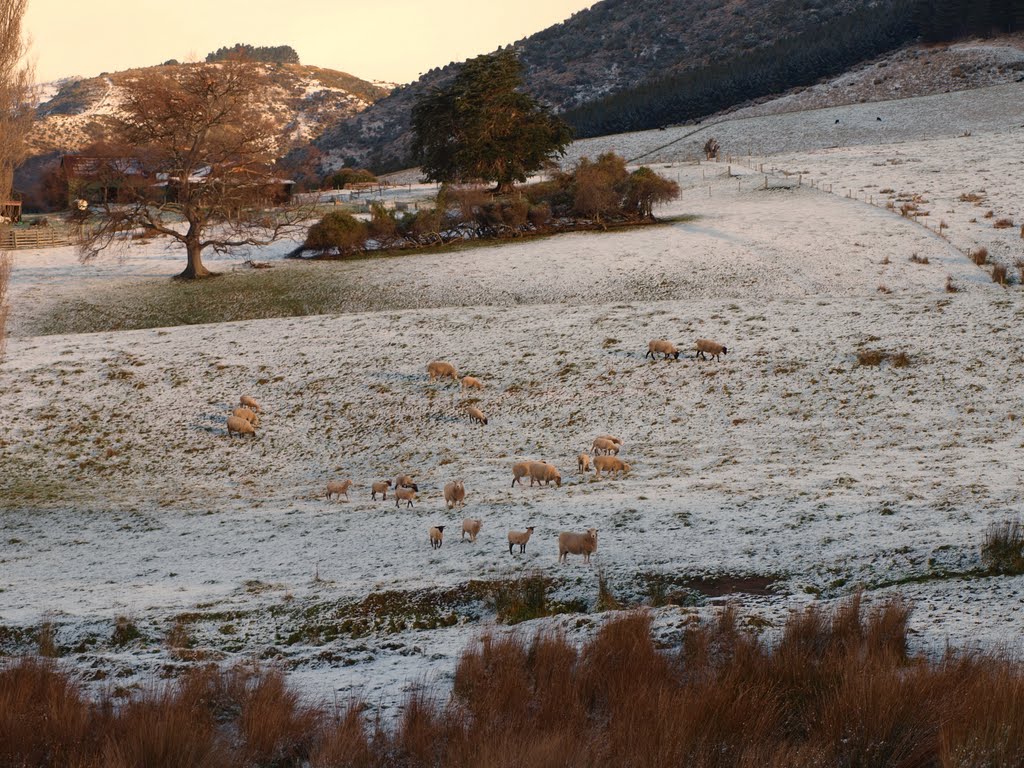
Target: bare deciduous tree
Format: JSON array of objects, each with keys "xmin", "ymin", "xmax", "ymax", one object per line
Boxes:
[
  {"xmin": 76, "ymin": 59, "xmax": 310, "ymax": 279},
  {"xmin": 0, "ymin": 0, "xmax": 33, "ymax": 356},
  {"xmin": 703, "ymin": 137, "xmax": 720, "ymax": 161}
]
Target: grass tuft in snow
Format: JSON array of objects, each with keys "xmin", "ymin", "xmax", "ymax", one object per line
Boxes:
[{"xmin": 982, "ymin": 520, "xmax": 1024, "ymax": 575}]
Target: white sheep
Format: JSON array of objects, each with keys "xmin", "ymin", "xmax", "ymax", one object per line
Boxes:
[
  {"xmin": 695, "ymin": 338, "xmax": 728, "ymax": 361},
  {"xmin": 239, "ymin": 395, "xmax": 261, "ymax": 412},
  {"xmin": 646, "ymin": 340, "xmax": 680, "ymax": 360},
  {"xmin": 427, "ymin": 361, "xmax": 459, "ymax": 383},
  {"xmin": 558, "ymin": 529, "xmax": 598, "ymax": 563},
  {"xmin": 508, "ymin": 526, "xmax": 535, "ymax": 554},
  {"xmin": 593, "ymin": 455, "xmax": 631, "ymax": 478},
  {"xmin": 429, "ymin": 525, "xmax": 446, "ymax": 550},
  {"xmin": 226, "ymin": 415, "xmax": 256, "ymax": 438},
  {"xmin": 371, "ymin": 480, "xmax": 391, "ymax": 500},
  {"xmin": 326, "ymin": 479, "xmax": 353, "ymax": 501},
  {"xmin": 511, "ymin": 461, "xmax": 533, "ymax": 487},
  {"xmin": 465, "ymin": 405, "xmax": 488, "ymax": 426},
  {"xmin": 444, "ymin": 480, "xmax": 466, "ymax": 509},
  {"xmin": 529, "ymin": 461, "xmax": 562, "ymax": 488},
  {"xmin": 591, "ymin": 438, "xmax": 620, "ymax": 456},
  {"xmin": 578, "ymin": 453, "xmax": 592, "ymax": 474},
  {"xmin": 461, "ymin": 376, "xmax": 484, "ymax": 391},
  {"xmin": 462, "ymin": 518, "xmax": 482, "ymax": 543},
  {"xmin": 232, "ymin": 407, "xmax": 260, "ymax": 427},
  {"xmin": 395, "ymin": 486, "xmax": 417, "ymax": 508}
]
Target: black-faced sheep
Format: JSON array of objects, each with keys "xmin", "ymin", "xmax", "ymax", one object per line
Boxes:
[
  {"xmin": 695, "ymin": 338, "xmax": 728, "ymax": 361},
  {"xmin": 508, "ymin": 526, "xmax": 534, "ymax": 554},
  {"xmin": 646, "ymin": 340, "xmax": 680, "ymax": 360}
]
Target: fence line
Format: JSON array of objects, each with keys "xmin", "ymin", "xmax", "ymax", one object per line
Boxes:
[{"xmin": 0, "ymin": 228, "xmax": 72, "ymax": 250}]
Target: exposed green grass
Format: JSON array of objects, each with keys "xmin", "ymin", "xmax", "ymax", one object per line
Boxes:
[{"xmin": 27, "ymin": 216, "xmax": 700, "ymax": 336}]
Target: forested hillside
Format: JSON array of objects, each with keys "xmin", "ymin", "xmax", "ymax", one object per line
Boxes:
[{"xmin": 314, "ymin": 0, "xmax": 1023, "ymax": 172}]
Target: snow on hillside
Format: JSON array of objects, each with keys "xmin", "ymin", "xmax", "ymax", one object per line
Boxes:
[{"xmin": 3, "ymin": 85, "xmax": 1024, "ymax": 710}]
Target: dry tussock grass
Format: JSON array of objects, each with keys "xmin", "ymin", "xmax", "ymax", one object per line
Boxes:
[{"xmin": 3, "ymin": 597, "xmax": 1024, "ymax": 766}]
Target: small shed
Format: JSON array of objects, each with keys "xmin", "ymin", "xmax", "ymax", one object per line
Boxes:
[{"xmin": 1, "ymin": 199, "xmax": 21, "ymax": 223}]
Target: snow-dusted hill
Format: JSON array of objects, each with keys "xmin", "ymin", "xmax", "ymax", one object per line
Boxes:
[
  {"xmin": 26, "ymin": 62, "xmax": 390, "ymax": 158},
  {"xmin": 3, "ymin": 82, "xmax": 1024, "ymax": 710}
]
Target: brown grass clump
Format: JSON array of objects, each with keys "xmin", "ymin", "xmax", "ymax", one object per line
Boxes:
[
  {"xmin": 982, "ymin": 519, "xmax": 1024, "ymax": 575},
  {"xmin": 959, "ymin": 192, "xmax": 985, "ymax": 203},
  {"xmin": 945, "ymin": 275, "xmax": 960, "ymax": 293},
  {"xmin": 857, "ymin": 349, "xmax": 911, "ymax": 368},
  {"xmin": 909, "ymin": 253, "xmax": 930, "ymax": 264},
  {"xmin": 984, "ymin": 209, "xmax": 994, "ymax": 219},
  {"xmin": 991, "ymin": 263, "xmax": 1009, "ymax": 286},
  {"xmin": 2, "ymin": 599, "xmax": 1024, "ymax": 766},
  {"xmin": 1015, "ymin": 258, "xmax": 1024, "ymax": 284},
  {"xmin": 993, "ymin": 217, "xmax": 1014, "ymax": 229},
  {"xmin": 970, "ymin": 247, "xmax": 989, "ymax": 266}
]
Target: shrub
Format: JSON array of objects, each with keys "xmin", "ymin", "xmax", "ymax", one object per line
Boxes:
[
  {"xmin": 304, "ymin": 212, "xmax": 368, "ymax": 254},
  {"xmin": 366, "ymin": 202, "xmax": 398, "ymax": 245},
  {"xmin": 111, "ymin": 615, "xmax": 142, "ymax": 647},
  {"xmin": 970, "ymin": 247, "xmax": 988, "ymax": 266},
  {"xmin": 324, "ymin": 167, "xmax": 377, "ymax": 189},
  {"xmin": 857, "ymin": 349, "xmax": 886, "ymax": 366},
  {"xmin": 993, "ymin": 217, "xmax": 1014, "ymax": 229},
  {"xmin": 624, "ymin": 166, "xmax": 680, "ymax": 218},
  {"xmin": 982, "ymin": 520, "xmax": 1024, "ymax": 574},
  {"xmin": 490, "ymin": 573, "xmax": 554, "ymax": 625},
  {"xmin": 945, "ymin": 275, "xmax": 960, "ymax": 293}
]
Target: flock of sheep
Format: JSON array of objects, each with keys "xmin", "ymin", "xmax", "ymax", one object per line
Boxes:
[{"xmin": 222, "ymin": 336, "xmax": 728, "ymax": 564}]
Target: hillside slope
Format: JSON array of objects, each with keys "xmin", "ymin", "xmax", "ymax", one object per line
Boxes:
[
  {"xmin": 314, "ymin": 0, "xmax": 905, "ymax": 171},
  {"xmin": 27, "ymin": 62, "xmax": 391, "ymax": 159}
]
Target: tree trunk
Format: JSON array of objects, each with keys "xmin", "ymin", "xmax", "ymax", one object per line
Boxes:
[
  {"xmin": 178, "ymin": 239, "xmax": 211, "ymax": 279},
  {"xmin": 494, "ymin": 181, "xmax": 515, "ymax": 196}
]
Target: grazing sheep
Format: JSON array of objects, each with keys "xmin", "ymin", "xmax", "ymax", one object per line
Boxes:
[
  {"xmin": 646, "ymin": 339, "xmax": 680, "ymax": 360},
  {"xmin": 591, "ymin": 438, "xmax": 620, "ymax": 456},
  {"xmin": 226, "ymin": 415, "xmax": 256, "ymax": 438},
  {"xmin": 461, "ymin": 376, "xmax": 483, "ymax": 391},
  {"xmin": 558, "ymin": 529, "xmax": 598, "ymax": 563},
  {"xmin": 444, "ymin": 480, "xmax": 466, "ymax": 509},
  {"xmin": 239, "ymin": 395, "xmax": 261, "ymax": 412},
  {"xmin": 528, "ymin": 461, "xmax": 562, "ymax": 488},
  {"xmin": 394, "ymin": 475, "xmax": 419, "ymax": 492},
  {"xmin": 395, "ymin": 487, "xmax": 417, "ymax": 508},
  {"xmin": 462, "ymin": 518, "xmax": 482, "ymax": 543},
  {"xmin": 594, "ymin": 455, "xmax": 631, "ymax": 478},
  {"xmin": 371, "ymin": 480, "xmax": 391, "ymax": 500},
  {"xmin": 326, "ymin": 479, "xmax": 354, "ymax": 501},
  {"xmin": 232, "ymin": 407, "xmax": 260, "ymax": 427},
  {"xmin": 508, "ymin": 526, "xmax": 535, "ymax": 554},
  {"xmin": 578, "ymin": 453, "xmax": 592, "ymax": 474},
  {"xmin": 427, "ymin": 361, "xmax": 459, "ymax": 383},
  {"xmin": 466, "ymin": 406, "xmax": 488, "ymax": 426},
  {"xmin": 695, "ymin": 338, "xmax": 728, "ymax": 361},
  {"xmin": 429, "ymin": 525, "xmax": 446, "ymax": 550},
  {"xmin": 511, "ymin": 461, "xmax": 533, "ymax": 487},
  {"xmin": 595, "ymin": 434, "xmax": 623, "ymax": 447}
]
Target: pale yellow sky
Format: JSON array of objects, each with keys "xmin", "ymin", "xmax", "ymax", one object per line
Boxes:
[{"xmin": 25, "ymin": 0, "xmax": 595, "ymax": 85}]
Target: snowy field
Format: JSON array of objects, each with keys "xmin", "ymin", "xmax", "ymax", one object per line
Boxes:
[{"xmin": 3, "ymin": 84, "xmax": 1024, "ymax": 709}]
